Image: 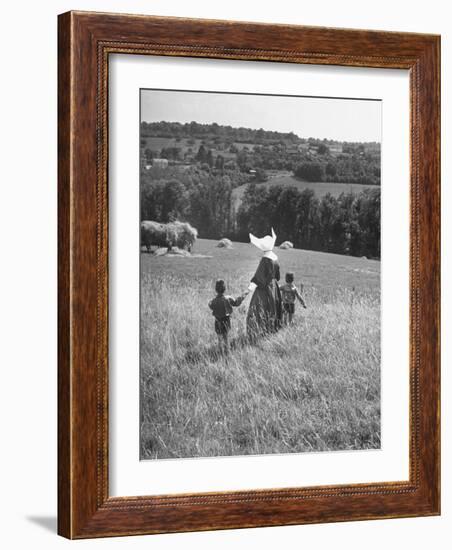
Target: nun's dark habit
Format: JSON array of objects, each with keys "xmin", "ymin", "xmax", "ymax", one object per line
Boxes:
[{"xmin": 246, "ymin": 229, "xmax": 282, "ymax": 339}]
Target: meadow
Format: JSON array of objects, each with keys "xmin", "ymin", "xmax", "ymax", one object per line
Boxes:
[
  {"xmin": 232, "ymin": 173, "xmax": 375, "ymax": 207},
  {"xmin": 140, "ymin": 239, "xmax": 381, "ymax": 459}
]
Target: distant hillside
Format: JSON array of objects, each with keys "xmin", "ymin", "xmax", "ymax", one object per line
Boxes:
[
  {"xmin": 141, "ymin": 120, "xmax": 301, "ymax": 145},
  {"xmin": 140, "ymin": 120, "xmax": 380, "ymax": 150},
  {"xmin": 141, "ymin": 121, "xmax": 381, "ymax": 186}
]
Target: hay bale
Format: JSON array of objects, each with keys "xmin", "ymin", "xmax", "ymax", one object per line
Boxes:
[
  {"xmin": 153, "ymin": 247, "xmax": 168, "ymax": 257},
  {"xmin": 217, "ymin": 238, "xmax": 233, "ymax": 249},
  {"xmin": 167, "ymin": 247, "xmax": 191, "ymax": 257},
  {"xmin": 279, "ymin": 241, "xmax": 294, "ymax": 250}
]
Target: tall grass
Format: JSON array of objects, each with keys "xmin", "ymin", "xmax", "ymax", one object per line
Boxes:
[{"xmin": 140, "ymin": 271, "xmax": 380, "ymax": 459}]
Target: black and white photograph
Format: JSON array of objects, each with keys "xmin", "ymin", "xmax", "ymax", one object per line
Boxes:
[{"xmin": 139, "ymin": 89, "xmax": 381, "ymax": 460}]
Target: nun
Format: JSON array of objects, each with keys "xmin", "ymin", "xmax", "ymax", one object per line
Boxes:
[{"xmin": 244, "ymin": 228, "xmax": 282, "ymax": 340}]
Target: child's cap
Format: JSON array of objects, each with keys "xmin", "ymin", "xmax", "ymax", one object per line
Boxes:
[
  {"xmin": 215, "ymin": 279, "xmax": 226, "ymax": 294},
  {"xmin": 285, "ymin": 272, "xmax": 294, "ymax": 283}
]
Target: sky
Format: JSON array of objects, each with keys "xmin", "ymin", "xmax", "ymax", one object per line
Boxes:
[{"xmin": 140, "ymin": 89, "xmax": 381, "ymax": 143}]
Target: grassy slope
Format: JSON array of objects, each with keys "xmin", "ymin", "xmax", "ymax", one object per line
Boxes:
[{"xmin": 140, "ymin": 239, "xmax": 380, "ymax": 459}]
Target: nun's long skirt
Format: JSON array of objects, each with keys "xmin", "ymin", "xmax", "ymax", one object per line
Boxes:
[{"xmin": 246, "ymin": 281, "xmax": 282, "ymax": 340}]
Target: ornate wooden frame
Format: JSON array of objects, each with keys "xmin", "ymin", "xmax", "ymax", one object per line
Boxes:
[{"xmin": 58, "ymin": 11, "xmax": 440, "ymax": 539}]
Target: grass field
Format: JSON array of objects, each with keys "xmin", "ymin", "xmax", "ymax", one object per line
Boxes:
[
  {"xmin": 233, "ymin": 174, "xmax": 376, "ymax": 207},
  {"xmin": 140, "ymin": 239, "xmax": 381, "ymax": 459}
]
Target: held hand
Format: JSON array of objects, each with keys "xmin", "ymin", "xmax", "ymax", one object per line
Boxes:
[{"xmin": 247, "ymin": 282, "xmax": 257, "ymax": 293}]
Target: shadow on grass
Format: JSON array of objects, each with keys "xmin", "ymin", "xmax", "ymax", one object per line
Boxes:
[
  {"xmin": 183, "ymin": 322, "xmax": 293, "ymax": 365},
  {"xmin": 184, "ymin": 333, "xmax": 250, "ymax": 364}
]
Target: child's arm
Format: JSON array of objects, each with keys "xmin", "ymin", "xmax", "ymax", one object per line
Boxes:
[
  {"xmin": 240, "ymin": 285, "xmax": 253, "ymax": 299},
  {"xmin": 229, "ymin": 296, "xmax": 244, "ymax": 307},
  {"xmin": 295, "ymin": 288, "xmax": 307, "ymax": 308}
]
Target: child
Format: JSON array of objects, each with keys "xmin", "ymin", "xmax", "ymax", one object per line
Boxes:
[
  {"xmin": 279, "ymin": 272, "xmax": 307, "ymax": 325},
  {"xmin": 208, "ymin": 279, "xmax": 244, "ymax": 352}
]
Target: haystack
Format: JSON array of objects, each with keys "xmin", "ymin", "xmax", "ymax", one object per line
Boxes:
[
  {"xmin": 217, "ymin": 238, "xmax": 233, "ymax": 249},
  {"xmin": 279, "ymin": 241, "xmax": 294, "ymax": 250}
]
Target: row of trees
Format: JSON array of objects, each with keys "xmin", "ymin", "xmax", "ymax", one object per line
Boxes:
[
  {"xmin": 294, "ymin": 158, "xmax": 380, "ymax": 185},
  {"xmin": 141, "ymin": 121, "xmax": 380, "ymax": 151},
  {"xmin": 141, "ymin": 121, "xmax": 300, "ymax": 145},
  {"xmin": 140, "ymin": 165, "xmax": 380, "ymax": 258},
  {"xmin": 140, "ymin": 167, "xmax": 237, "ymax": 239},
  {"xmin": 236, "ymin": 183, "xmax": 380, "ymax": 258}
]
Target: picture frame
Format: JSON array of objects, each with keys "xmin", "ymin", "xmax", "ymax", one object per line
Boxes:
[{"xmin": 58, "ymin": 10, "xmax": 440, "ymax": 539}]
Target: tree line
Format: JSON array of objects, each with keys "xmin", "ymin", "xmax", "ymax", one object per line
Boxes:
[
  {"xmin": 141, "ymin": 166, "xmax": 237, "ymax": 239},
  {"xmin": 293, "ymin": 158, "xmax": 380, "ymax": 185},
  {"xmin": 236, "ymin": 183, "xmax": 380, "ymax": 258},
  {"xmin": 141, "ymin": 120, "xmax": 300, "ymax": 144},
  {"xmin": 140, "ymin": 166, "xmax": 380, "ymax": 259}
]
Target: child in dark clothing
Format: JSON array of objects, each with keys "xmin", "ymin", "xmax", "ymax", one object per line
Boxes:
[
  {"xmin": 208, "ymin": 279, "xmax": 244, "ymax": 352},
  {"xmin": 279, "ymin": 272, "xmax": 307, "ymax": 325}
]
